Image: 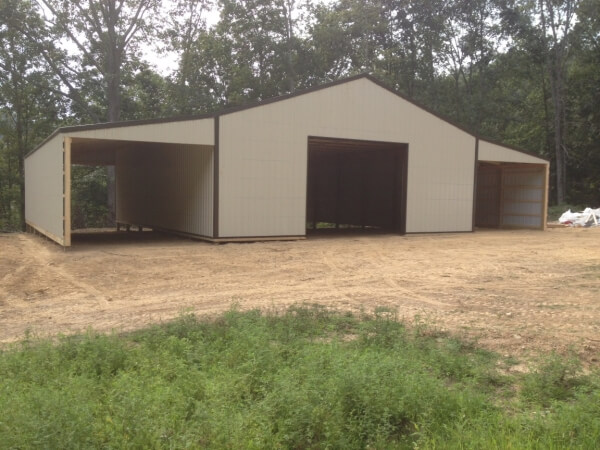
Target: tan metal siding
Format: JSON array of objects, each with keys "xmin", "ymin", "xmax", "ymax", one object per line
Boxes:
[
  {"xmin": 479, "ymin": 140, "xmax": 547, "ymax": 164},
  {"xmin": 219, "ymin": 77, "xmax": 476, "ymax": 236},
  {"xmin": 24, "ymin": 134, "xmax": 66, "ymax": 244},
  {"xmin": 67, "ymin": 118, "xmax": 214, "ymax": 145},
  {"xmin": 500, "ymin": 167, "xmax": 545, "ymax": 229},
  {"xmin": 116, "ymin": 143, "xmax": 213, "ymax": 236}
]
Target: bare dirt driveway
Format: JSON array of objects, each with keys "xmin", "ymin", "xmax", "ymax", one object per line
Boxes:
[{"xmin": 1, "ymin": 228, "xmax": 599, "ymax": 365}]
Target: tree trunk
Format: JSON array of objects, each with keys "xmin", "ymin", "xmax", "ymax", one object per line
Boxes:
[
  {"xmin": 14, "ymin": 83, "xmax": 26, "ymax": 231},
  {"xmin": 106, "ymin": 56, "xmax": 119, "ymax": 224},
  {"xmin": 538, "ymin": 0, "xmax": 572, "ymax": 205},
  {"xmin": 18, "ymin": 143, "xmax": 26, "ymax": 231},
  {"xmin": 105, "ymin": 2, "xmax": 122, "ymax": 226},
  {"xmin": 284, "ymin": 0, "xmax": 296, "ymax": 93},
  {"xmin": 552, "ymin": 74, "xmax": 567, "ymax": 204}
]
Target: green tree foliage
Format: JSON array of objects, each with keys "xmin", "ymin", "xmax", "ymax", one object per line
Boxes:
[
  {"xmin": 37, "ymin": 0, "xmax": 164, "ymax": 222},
  {"xmin": 37, "ymin": 0, "xmax": 163, "ymax": 122},
  {"xmin": 161, "ymin": 0, "xmax": 221, "ymax": 114},
  {"xmin": 0, "ymin": 0, "xmax": 64, "ymax": 231},
  {"xmin": 71, "ymin": 166, "xmax": 110, "ymax": 229},
  {"xmin": 567, "ymin": 0, "xmax": 600, "ymax": 204}
]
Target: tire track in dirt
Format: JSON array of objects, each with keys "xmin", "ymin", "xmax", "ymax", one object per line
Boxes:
[
  {"xmin": 19, "ymin": 235, "xmax": 111, "ymax": 305},
  {"xmin": 1, "ymin": 229, "xmax": 599, "ymax": 366}
]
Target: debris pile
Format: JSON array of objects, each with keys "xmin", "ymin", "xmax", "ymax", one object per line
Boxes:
[{"xmin": 558, "ymin": 208, "xmax": 600, "ymax": 227}]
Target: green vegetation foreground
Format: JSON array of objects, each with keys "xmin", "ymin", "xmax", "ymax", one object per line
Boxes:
[{"xmin": 1, "ymin": 306, "xmax": 599, "ymax": 448}]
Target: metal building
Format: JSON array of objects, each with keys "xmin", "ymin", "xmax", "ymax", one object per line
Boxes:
[{"xmin": 24, "ymin": 74, "xmax": 549, "ymax": 247}]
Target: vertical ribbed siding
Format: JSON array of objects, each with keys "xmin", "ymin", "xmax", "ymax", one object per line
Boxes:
[
  {"xmin": 500, "ymin": 167, "xmax": 545, "ymax": 229},
  {"xmin": 116, "ymin": 143, "xmax": 213, "ymax": 237},
  {"xmin": 24, "ymin": 134, "xmax": 66, "ymax": 244}
]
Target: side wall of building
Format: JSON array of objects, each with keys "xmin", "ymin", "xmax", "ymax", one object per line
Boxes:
[
  {"xmin": 218, "ymin": 78, "xmax": 476, "ymax": 237},
  {"xmin": 24, "ymin": 134, "xmax": 66, "ymax": 244},
  {"xmin": 116, "ymin": 143, "xmax": 214, "ymax": 237}
]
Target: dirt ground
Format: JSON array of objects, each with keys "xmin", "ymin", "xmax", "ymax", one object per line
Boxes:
[{"xmin": 1, "ymin": 228, "xmax": 599, "ymax": 365}]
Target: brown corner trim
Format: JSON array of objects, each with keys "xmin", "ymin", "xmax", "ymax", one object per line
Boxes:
[
  {"xmin": 213, "ymin": 116, "xmax": 220, "ymax": 239},
  {"xmin": 399, "ymin": 144, "xmax": 409, "ymax": 235},
  {"xmin": 472, "ymin": 138, "xmax": 479, "ymax": 232}
]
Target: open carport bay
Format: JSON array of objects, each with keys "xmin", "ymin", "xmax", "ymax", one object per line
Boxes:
[
  {"xmin": 1, "ymin": 228, "xmax": 599, "ymax": 366},
  {"xmin": 72, "ymin": 138, "xmax": 214, "ymax": 239}
]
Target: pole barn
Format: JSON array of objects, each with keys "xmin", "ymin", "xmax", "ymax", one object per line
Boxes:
[{"xmin": 24, "ymin": 74, "xmax": 549, "ymax": 247}]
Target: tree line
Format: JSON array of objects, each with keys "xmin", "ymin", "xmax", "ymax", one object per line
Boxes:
[{"xmin": 1, "ymin": 0, "xmax": 598, "ymax": 231}]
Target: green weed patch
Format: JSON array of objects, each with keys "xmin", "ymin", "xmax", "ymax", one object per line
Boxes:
[{"xmin": 1, "ymin": 306, "xmax": 599, "ymax": 448}]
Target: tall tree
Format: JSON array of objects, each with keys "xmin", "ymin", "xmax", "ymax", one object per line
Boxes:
[
  {"xmin": 0, "ymin": 0, "xmax": 64, "ymax": 230},
  {"xmin": 308, "ymin": 0, "xmax": 388, "ymax": 82},
  {"xmin": 36, "ymin": 0, "xmax": 162, "ymax": 221},
  {"xmin": 566, "ymin": 0, "xmax": 600, "ymax": 204},
  {"xmin": 162, "ymin": 0, "xmax": 215, "ymax": 114},
  {"xmin": 210, "ymin": 0, "xmax": 306, "ymax": 103},
  {"xmin": 308, "ymin": 0, "xmax": 449, "ymax": 105},
  {"xmin": 37, "ymin": 0, "xmax": 161, "ymax": 122},
  {"xmin": 440, "ymin": 0, "xmax": 501, "ymax": 128},
  {"xmin": 535, "ymin": 0, "xmax": 578, "ymax": 203}
]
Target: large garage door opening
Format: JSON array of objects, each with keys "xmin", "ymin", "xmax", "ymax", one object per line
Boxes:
[
  {"xmin": 475, "ymin": 162, "xmax": 548, "ymax": 229},
  {"xmin": 306, "ymin": 137, "xmax": 408, "ymax": 235}
]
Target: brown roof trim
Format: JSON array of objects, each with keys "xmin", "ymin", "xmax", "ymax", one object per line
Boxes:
[
  {"xmin": 26, "ymin": 73, "xmax": 548, "ymax": 163},
  {"xmin": 472, "ymin": 138, "xmax": 479, "ymax": 232}
]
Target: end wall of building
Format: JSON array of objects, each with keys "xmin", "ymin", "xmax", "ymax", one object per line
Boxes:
[{"xmin": 24, "ymin": 134, "xmax": 67, "ymax": 245}]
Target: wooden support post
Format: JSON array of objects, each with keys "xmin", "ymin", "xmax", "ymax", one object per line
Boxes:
[{"xmin": 542, "ymin": 164, "xmax": 550, "ymax": 230}]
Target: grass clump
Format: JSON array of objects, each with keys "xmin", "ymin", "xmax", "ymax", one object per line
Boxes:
[{"xmin": 1, "ymin": 305, "xmax": 600, "ymax": 448}]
